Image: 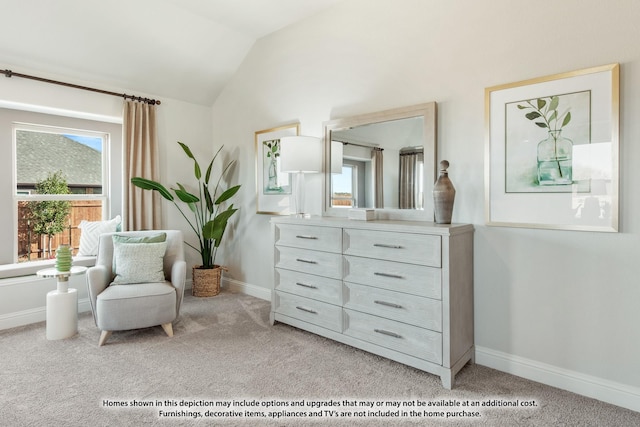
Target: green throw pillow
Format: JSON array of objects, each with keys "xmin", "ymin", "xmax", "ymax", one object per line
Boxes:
[
  {"xmin": 112, "ymin": 241, "xmax": 167, "ymax": 285},
  {"xmin": 111, "ymin": 233, "xmax": 167, "ymax": 273},
  {"xmin": 112, "ymin": 232, "xmax": 167, "ymax": 244}
]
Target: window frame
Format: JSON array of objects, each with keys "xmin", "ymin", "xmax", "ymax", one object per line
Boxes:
[
  {"xmin": 13, "ymin": 122, "xmax": 111, "ymax": 263},
  {"xmin": 0, "ymin": 107, "xmax": 125, "ymax": 274},
  {"xmin": 0, "ymin": 108, "xmax": 122, "ymax": 270}
]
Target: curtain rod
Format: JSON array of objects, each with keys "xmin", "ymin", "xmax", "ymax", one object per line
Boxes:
[
  {"xmin": 335, "ymin": 140, "xmax": 384, "ymax": 151},
  {"xmin": 2, "ymin": 69, "xmax": 161, "ymax": 105}
]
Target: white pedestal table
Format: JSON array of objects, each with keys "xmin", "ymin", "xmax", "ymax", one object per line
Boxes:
[{"xmin": 36, "ymin": 266, "xmax": 87, "ymax": 340}]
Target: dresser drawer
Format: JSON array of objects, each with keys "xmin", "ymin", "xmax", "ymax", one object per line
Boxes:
[
  {"xmin": 275, "ymin": 223, "xmax": 342, "ymax": 253},
  {"xmin": 275, "ymin": 291, "xmax": 342, "ymax": 332},
  {"xmin": 343, "ymin": 228, "xmax": 441, "ymax": 267},
  {"xmin": 343, "ymin": 282, "xmax": 441, "ymax": 332},
  {"xmin": 275, "ymin": 268, "xmax": 342, "ymax": 305},
  {"xmin": 344, "ymin": 255, "xmax": 441, "ymax": 300},
  {"xmin": 344, "ymin": 309, "xmax": 442, "ymax": 364},
  {"xmin": 275, "ymin": 246, "xmax": 343, "ymax": 279}
]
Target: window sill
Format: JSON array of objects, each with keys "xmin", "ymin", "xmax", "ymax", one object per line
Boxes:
[{"xmin": 0, "ymin": 256, "xmax": 96, "ymax": 280}]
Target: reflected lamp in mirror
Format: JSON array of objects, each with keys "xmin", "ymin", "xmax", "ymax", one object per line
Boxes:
[
  {"xmin": 279, "ymin": 136, "xmax": 323, "ymax": 217},
  {"xmin": 330, "ymin": 140, "xmax": 343, "ymax": 174}
]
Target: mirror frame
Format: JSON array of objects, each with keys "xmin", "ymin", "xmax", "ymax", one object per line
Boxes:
[{"xmin": 323, "ymin": 102, "xmax": 437, "ymax": 221}]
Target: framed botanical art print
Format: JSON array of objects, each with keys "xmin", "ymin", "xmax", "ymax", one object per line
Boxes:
[
  {"xmin": 255, "ymin": 123, "xmax": 300, "ymax": 214},
  {"xmin": 485, "ymin": 63, "xmax": 619, "ymax": 232}
]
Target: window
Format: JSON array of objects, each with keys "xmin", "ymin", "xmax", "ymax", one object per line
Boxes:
[
  {"xmin": 0, "ymin": 108, "xmax": 123, "ymax": 266},
  {"xmin": 331, "ymin": 164, "xmax": 357, "ymax": 207},
  {"xmin": 15, "ymin": 124, "xmax": 108, "ymax": 261}
]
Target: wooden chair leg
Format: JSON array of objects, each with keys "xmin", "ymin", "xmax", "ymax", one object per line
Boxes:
[
  {"xmin": 161, "ymin": 323, "xmax": 173, "ymax": 337},
  {"xmin": 99, "ymin": 330, "xmax": 112, "ymax": 346}
]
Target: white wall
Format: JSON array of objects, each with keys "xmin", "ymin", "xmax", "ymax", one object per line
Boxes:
[
  {"xmin": 211, "ymin": 0, "xmax": 640, "ymax": 410},
  {"xmin": 0, "ymin": 66, "xmax": 213, "ymax": 326}
]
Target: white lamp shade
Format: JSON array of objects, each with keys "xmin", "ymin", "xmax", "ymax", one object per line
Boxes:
[
  {"xmin": 331, "ymin": 140, "xmax": 343, "ymax": 174},
  {"xmin": 279, "ymin": 136, "xmax": 323, "ymax": 173}
]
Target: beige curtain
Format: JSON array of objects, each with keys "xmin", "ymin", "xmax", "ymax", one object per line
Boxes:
[
  {"xmin": 399, "ymin": 151, "xmax": 424, "ymax": 209},
  {"xmin": 123, "ymin": 100, "xmax": 161, "ymax": 231},
  {"xmin": 372, "ymin": 148, "xmax": 384, "ymax": 208}
]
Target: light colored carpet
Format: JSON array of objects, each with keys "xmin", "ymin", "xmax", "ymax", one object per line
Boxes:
[{"xmin": 1, "ymin": 290, "xmax": 638, "ymax": 426}]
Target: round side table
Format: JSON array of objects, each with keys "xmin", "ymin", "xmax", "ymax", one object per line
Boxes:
[{"xmin": 37, "ymin": 266, "xmax": 88, "ymax": 340}]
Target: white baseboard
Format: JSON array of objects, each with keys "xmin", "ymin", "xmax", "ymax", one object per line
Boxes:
[
  {"xmin": 222, "ymin": 277, "xmax": 271, "ymax": 301},
  {"xmin": 0, "ymin": 298, "xmax": 91, "ymax": 331},
  {"xmin": 476, "ymin": 346, "xmax": 640, "ymax": 413}
]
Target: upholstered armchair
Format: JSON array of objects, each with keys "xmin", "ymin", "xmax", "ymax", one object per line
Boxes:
[{"xmin": 86, "ymin": 230, "xmax": 186, "ymax": 346}]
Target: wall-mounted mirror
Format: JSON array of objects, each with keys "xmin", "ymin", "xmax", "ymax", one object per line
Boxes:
[{"xmin": 323, "ymin": 102, "xmax": 437, "ymax": 220}]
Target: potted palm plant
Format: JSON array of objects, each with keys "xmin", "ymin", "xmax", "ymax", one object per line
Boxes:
[{"xmin": 131, "ymin": 141, "xmax": 240, "ymax": 297}]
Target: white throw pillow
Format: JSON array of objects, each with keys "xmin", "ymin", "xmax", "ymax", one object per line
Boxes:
[
  {"xmin": 112, "ymin": 241, "xmax": 167, "ymax": 285},
  {"xmin": 77, "ymin": 215, "xmax": 121, "ymax": 256}
]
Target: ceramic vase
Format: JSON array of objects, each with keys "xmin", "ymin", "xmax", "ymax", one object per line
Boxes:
[
  {"xmin": 433, "ymin": 160, "xmax": 456, "ymax": 224},
  {"xmin": 55, "ymin": 244, "xmax": 72, "ymax": 272}
]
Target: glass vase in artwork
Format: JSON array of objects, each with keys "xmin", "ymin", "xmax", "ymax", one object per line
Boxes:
[{"xmin": 537, "ymin": 130, "xmax": 573, "ymax": 186}]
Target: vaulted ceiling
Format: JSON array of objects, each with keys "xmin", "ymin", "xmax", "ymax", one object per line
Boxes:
[{"xmin": 0, "ymin": 0, "xmax": 343, "ymax": 105}]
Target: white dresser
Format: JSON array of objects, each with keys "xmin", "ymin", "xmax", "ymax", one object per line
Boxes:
[{"xmin": 270, "ymin": 216, "xmax": 474, "ymax": 389}]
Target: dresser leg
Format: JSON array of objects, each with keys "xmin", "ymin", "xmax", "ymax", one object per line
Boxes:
[
  {"xmin": 269, "ymin": 311, "xmax": 276, "ymax": 326},
  {"xmin": 440, "ymin": 372, "xmax": 453, "ymax": 390}
]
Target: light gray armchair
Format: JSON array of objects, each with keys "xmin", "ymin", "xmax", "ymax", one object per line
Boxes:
[{"xmin": 86, "ymin": 230, "xmax": 186, "ymax": 346}]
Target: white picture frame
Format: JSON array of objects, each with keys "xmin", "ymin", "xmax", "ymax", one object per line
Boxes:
[{"xmin": 255, "ymin": 123, "xmax": 299, "ymax": 215}]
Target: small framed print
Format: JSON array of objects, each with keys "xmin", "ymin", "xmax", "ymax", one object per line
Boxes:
[{"xmin": 255, "ymin": 123, "xmax": 299, "ymax": 214}]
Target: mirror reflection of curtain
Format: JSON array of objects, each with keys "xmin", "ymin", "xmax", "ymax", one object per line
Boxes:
[
  {"xmin": 399, "ymin": 150, "xmax": 424, "ymax": 209},
  {"xmin": 372, "ymin": 148, "xmax": 384, "ymax": 208}
]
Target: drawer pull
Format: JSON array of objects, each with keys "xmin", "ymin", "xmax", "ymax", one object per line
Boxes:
[
  {"xmin": 374, "ymin": 272, "xmax": 404, "ymax": 279},
  {"xmin": 374, "ymin": 300, "xmax": 403, "ymax": 309},
  {"xmin": 296, "ymin": 306, "xmax": 317, "ymax": 314},
  {"xmin": 296, "ymin": 282, "xmax": 318, "ymax": 289},
  {"xmin": 373, "ymin": 243, "xmax": 403, "ymax": 249},
  {"xmin": 374, "ymin": 328, "xmax": 402, "ymax": 339},
  {"xmin": 296, "ymin": 235, "xmax": 318, "ymax": 240},
  {"xmin": 296, "ymin": 258, "xmax": 318, "ymax": 264}
]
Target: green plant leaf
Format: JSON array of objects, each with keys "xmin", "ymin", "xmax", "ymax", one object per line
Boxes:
[
  {"xmin": 193, "ymin": 161, "xmax": 201, "ymax": 180},
  {"xmin": 203, "ymin": 205, "xmax": 239, "ymax": 247},
  {"xmin": 205, "ymin": 146, "xmax": 224, "ymax": 184},
  {"xmin": 535, "ymin": 122, "xmax": 548, "ymax": 128},
  {"xmin": 178, "ymin": 141, "xmax": 195, "ymax": 160},
  {"xmin": 536, "ymin": 99, "xmax": 546, "ymax": 110},
  {"xmin": 549, "ymin": 96, "xmax": 559, "ymax": 111},
  {"xmin": 175, "ymin": 183, "xmax": 197, "ymax": 212},
  {"xmin": 174, "ymin": 186, "xmax": 199, "ymax": 204},
  {"xmin": 205, "ymin": 158, "xmax": 214, "ymax": 184},
  {"xmin": 204, "ymin": 183, "xmax": 214, "ymax": 214},
  {"xmin": 178, "ymin": 142, "xmax": 201, "ymax": 180},
  {"xmin": 215, "ymin": 185, "xmax": 241, "ymax": 205},
  {"xmin": 516, "ymin": 104, "xmax": 527, "ymax": 109},
  {"xmin": 562, "ymin": 111, "xmax": 572, "ymax": 127},
  {"xmin": 525, "ymin": 111, "xmax": 542, "ymax": 120},
  {"xmin": 548, "ymin": 110, "xmax": 557, "ymax": 123},
  {"xmin": 131, "ymin": 177, "xmax": 174, "ymax": 201}
]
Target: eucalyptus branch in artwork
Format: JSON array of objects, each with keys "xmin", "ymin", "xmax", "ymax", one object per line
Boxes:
[
  {"xmin": 517, "ymin": 96, "xmax": 571, "ymax": 132},
  {"xmin": 518, "ymin": 96, "xmax": 573, "ymax": 184},
  {"xmin": 263, "ymin": 139, "xmax": 283, "ymax": 192}
]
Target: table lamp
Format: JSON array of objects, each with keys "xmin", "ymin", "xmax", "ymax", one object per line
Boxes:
[{"xmin": 279, "ymin": 135, "xmax": 322, "ymax": 217}]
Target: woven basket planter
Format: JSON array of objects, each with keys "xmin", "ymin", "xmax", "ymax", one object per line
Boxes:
[{"xmin": 192, "ymin": 265, "xmax": 222, "ymax": 297}]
